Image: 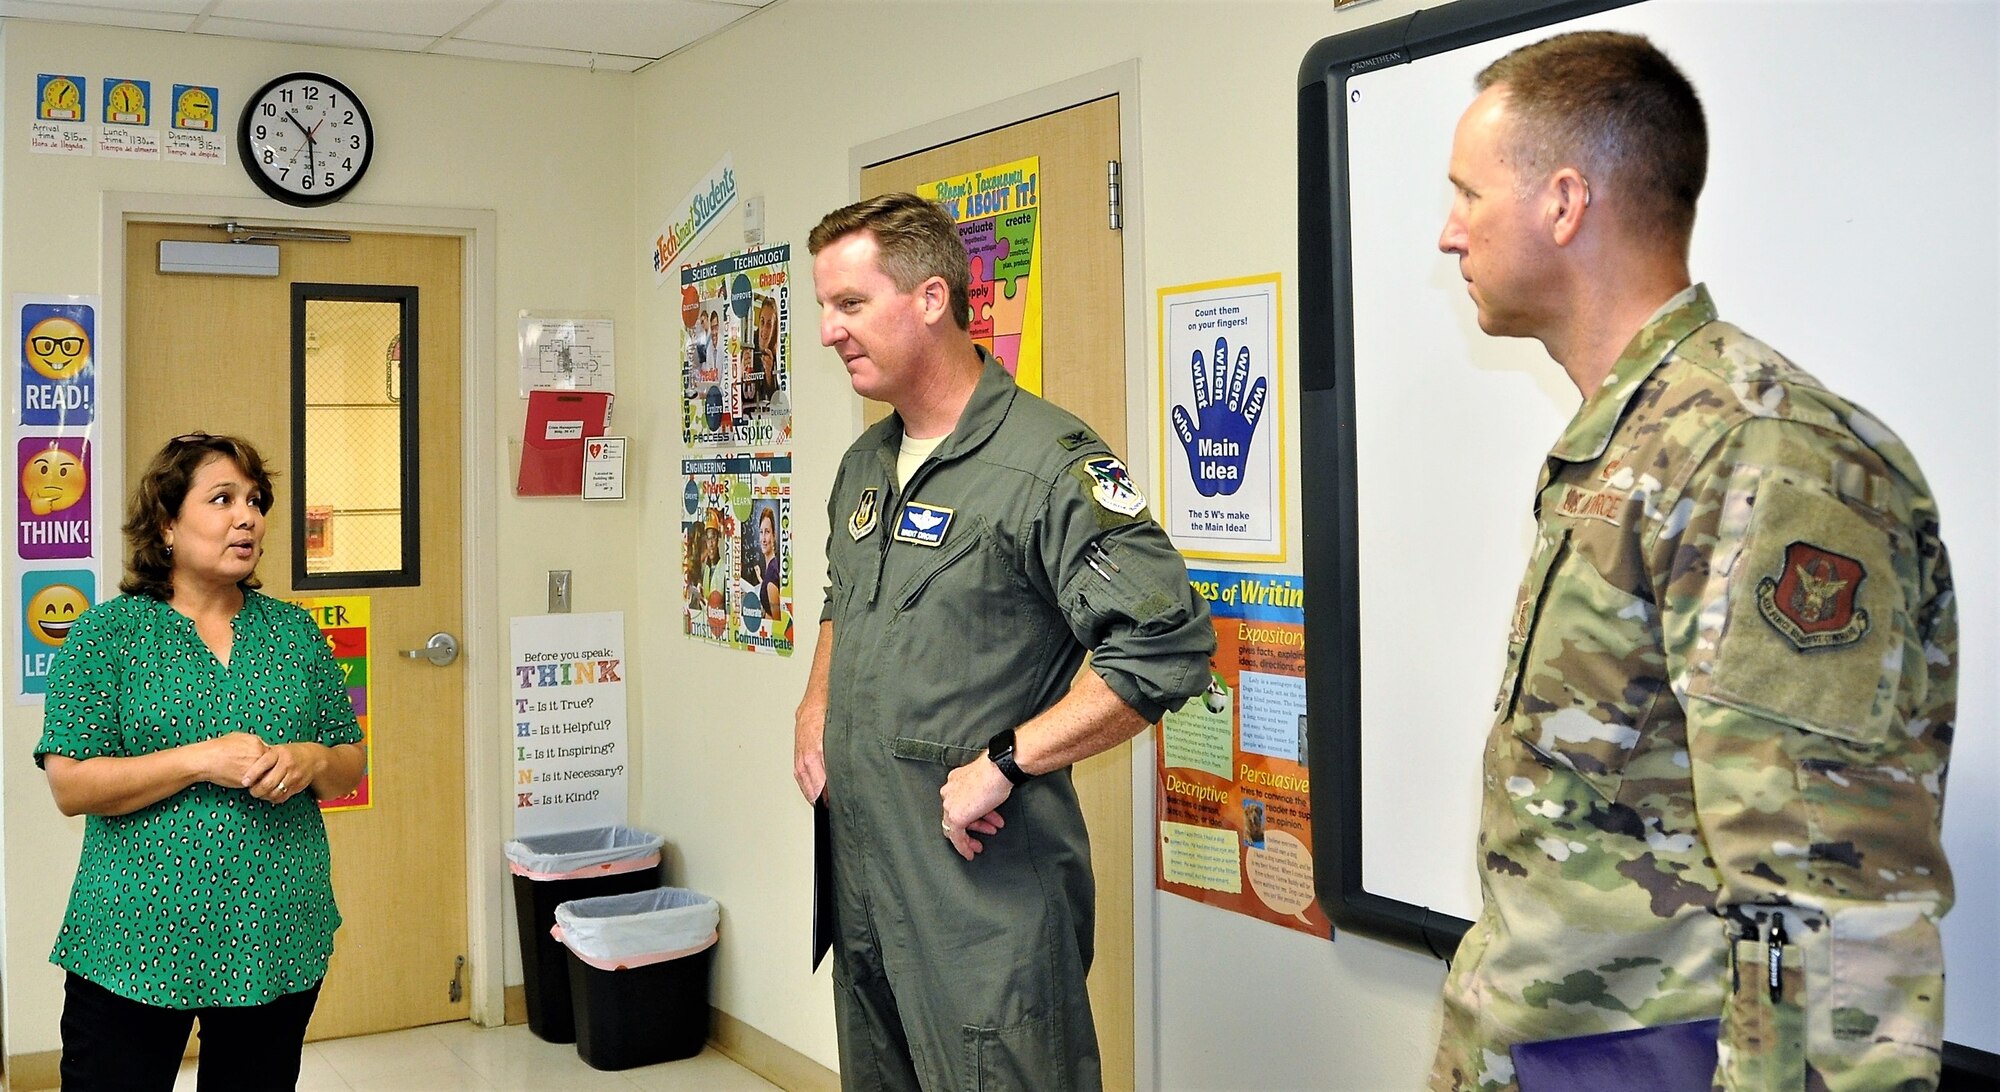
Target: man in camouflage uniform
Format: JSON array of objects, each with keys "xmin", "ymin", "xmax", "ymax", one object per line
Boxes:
[{"xmin": 1431, "ymin": 31, "xmax": 1956, "ymax": 1091}]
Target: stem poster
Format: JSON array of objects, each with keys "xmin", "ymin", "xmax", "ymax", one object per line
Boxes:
[
  {"xmin": 1156, "ymin": 569, "xmax": 1324, "ymax": 937},
  {"xmin": 680, "ymin": 245, "xmax": 792, "ymax": 448},
  {"xmin": 681, "ymin": 453, "xmax": 793, "ymax": 655}
]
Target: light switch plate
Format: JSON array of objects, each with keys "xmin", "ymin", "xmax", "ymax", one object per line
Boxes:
[{"xmin": 549, "ymin": 570, "xmax": 572, "ymax": 613}]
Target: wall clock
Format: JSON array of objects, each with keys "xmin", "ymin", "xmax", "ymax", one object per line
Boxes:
[{"xmin": 238, "ymin": 72, "xmax": 373, "ymax": 207}]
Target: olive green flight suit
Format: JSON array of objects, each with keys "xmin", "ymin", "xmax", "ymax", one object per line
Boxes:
[{"xmin": 819, "ymin": 353, "xmax": 1213, "ymax": 1092}]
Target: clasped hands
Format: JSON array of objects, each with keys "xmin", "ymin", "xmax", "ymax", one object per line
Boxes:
[{"xmin": 203, "ymin": 732, "xmax": 317, "ymax": 805}]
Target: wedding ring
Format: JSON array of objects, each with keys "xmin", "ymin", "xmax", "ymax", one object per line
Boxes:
[
  {"xmin": 941, "ymin": 818, "xmax": 953, "ymax": 835},
  {"xmin": 277, "ymin": 779, "xmax": 288, "ymax": 793}
]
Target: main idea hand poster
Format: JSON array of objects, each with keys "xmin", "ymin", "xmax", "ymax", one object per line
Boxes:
[{"xmin": 1155, "ymin": 569, "xmax": 1324, "ymax": 937}]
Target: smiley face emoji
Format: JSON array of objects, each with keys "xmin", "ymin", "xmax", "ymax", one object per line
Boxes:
[
  {"xmin": 27, "ymin": 582, "xmax": 89, "ymax": 646},
  {"xmin": 22, "ymin": 447, "xmax": 85, "ymax": 515},
  {"xmin": 25, "ymin": 316, "xmax": 89, "ymax": 381}
]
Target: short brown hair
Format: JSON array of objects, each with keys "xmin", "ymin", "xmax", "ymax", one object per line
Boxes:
[
  {"xmin": 808, "ymin": 193, "xmax": 970, "ymax": 330},
  {"xmin": 121, "ymin": 432, "xmax": 275, "ymax": 600},
  {"xmin": 1478, "ymin": 31, "xmax": 1706, "ymax": 245}
]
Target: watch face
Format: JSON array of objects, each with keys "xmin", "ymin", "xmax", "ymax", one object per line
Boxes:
[{"xmin": 238, "ymin": 72, "xmax": 372, "ymax": 207}]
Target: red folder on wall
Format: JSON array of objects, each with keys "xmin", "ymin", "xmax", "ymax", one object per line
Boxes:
[{"xmin": 517, "ymin": 390, "xmax": 612, "ymax": 496}]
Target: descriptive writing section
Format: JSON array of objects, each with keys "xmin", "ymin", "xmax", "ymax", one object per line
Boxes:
[{"xmin": 510, "ymin": 611, "xmax": 629, "ymax": 836}]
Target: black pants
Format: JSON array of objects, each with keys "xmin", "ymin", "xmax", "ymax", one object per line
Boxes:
[{"xmin": 59, "ymin": 972, "xmax": 322, "ymax": 1092}]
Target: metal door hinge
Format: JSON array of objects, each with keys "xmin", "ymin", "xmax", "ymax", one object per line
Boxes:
[
  {"xmin": 450, "ymin": 954, "xmax": 465, "ymax": 1003},
  {"xmin": 1107, "ymin": 160, "xmax": 1123, "ymax": 230}
]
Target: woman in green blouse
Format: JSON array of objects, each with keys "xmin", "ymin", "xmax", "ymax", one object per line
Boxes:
[{"xmin": 35, "ymin": 433, "xmax": 366, "ymax": 1092}]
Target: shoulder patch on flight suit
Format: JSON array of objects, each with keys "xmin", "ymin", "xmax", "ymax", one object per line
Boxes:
[
  {"xmin": 1757, "ymin": 540, "xmax": 1869, "ymax": 649},
  {"xmin": 1081, "ymin": 456, "xmax": 1146, "ymax": 516},
  {"xmin": 848, "ymin": 487, "xmax": 880, "ymax": 540},
  {"xmin": 1058, "ymin": 429, "xmax": 1096, "ymax": 451}
]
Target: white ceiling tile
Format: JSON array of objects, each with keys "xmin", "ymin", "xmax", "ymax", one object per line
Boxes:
[
  {"xmin": 208, "ymin": 0, "xmax": 490, "ymax": 37},
  {"xmin": 0, "ymin": 0, "xmax": 200, "ymax": 31},
  {"xmin": 430, "ymin": 36, "xmax": 650, "ymax": 70},
  {"xmin": 456, "ymin": 0, "xmax": 738, "ymax": 60},
  {"xmin": 0, "ymin": 0, "xmax": 772, "ymax": 64},
  {"xmin": 198, "ymin": 16, "xmax": 436, "ymax": 51}
]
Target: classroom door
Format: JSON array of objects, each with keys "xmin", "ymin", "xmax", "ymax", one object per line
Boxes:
[
  {"xmin": 124, "ymin": 222, "xmax": 468, "ymax": 1041},
  {"xmin": 859, "ymin": 96, "xmax": 1139, "ymax": 1089}
]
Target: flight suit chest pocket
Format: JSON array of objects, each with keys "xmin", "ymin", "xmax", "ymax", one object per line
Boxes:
[
  {"xmin": 1500, "ymin": 525, "xmax": 1668, "ymax": 802},
  {"xmin": 894, "ymin": 523, "xmax": 988, "ymax": 612}
]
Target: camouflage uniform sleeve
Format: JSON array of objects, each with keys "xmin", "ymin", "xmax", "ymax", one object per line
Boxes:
[
  {"xmin": 1662, "ymin": 417, "xmax": 1955, "ymax": 1090},
  {"xmin": 1031, "ymin": 455, "xmax": 1214, "ymax": 722}
]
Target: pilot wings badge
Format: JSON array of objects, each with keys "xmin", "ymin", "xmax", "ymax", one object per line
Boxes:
[{"xmin": 893, "ymin": 501, "xmax": 955, "ymax": 547}]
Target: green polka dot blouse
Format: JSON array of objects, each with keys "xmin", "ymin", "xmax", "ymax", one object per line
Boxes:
[{"xmin": 34, "ymin": 591, "xmax": 363, "ymax": 1009}]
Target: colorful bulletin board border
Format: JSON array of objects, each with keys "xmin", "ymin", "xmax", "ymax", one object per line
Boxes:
[
  {"xmin": 1156, "ymin": 568, "xmax": 1324, "ymax": 937},
  {"xmin": 292, "ymin": 595, "xmax": 373, "ymax": 812},
  {"xmin": 917, "ymin": 156, "xmax": 1042, "ymax": 394}
]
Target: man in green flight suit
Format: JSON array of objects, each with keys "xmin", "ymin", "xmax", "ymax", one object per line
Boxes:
[
  {"xmin": 794, "ymin": 193, "xmax": 1213, "ymax": 1091},
  {"xmin": 1430, "ymin": 31, "xmax": 1957, "ymax": 1091}
]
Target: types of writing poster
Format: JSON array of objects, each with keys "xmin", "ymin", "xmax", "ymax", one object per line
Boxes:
[
  {"xmin": 1156, "ymin": 569, "xmax": 1324, "ymax": 937},
  {"xmin": 14, "ymin": 295, "xmax": 103, "ymax": 704},
  {"xmin": 511, "ymin": 611, "xmax": 629, "ymax": 837},
  {"xmin": 518, "ymin": 312, "xmax": 616, "ymax": 396},
  {"xmin": 680, "ymin": 244, "xmax": 791, "ymax": 447},
  {"xmin": 291, "ymin": 595, "xmax": 372, "ymax": 812},
  {"xmin": 1158, "ymin": 274, "xmax": 1284, "ymax": 561},
  {"xmin": 917, "ymin": 157, "xmax": 1043, "ymax": 394},
  {"xmin": 681, "ymin": 453, "xmax": 793, "ymax": 655}
]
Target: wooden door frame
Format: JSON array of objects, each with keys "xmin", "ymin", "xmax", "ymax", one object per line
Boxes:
[
  {"xmin": 99, "ymin": 192, "xmax": 508, "ymax": 1029},
  {"xmin": 846, "ymin": 62, "xmax": 1167, "ymax": 1092}
]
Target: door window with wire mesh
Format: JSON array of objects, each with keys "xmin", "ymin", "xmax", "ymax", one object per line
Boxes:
[{"xmin": 292, "ymin": 283, "xmax": 419, "ymax": 588}]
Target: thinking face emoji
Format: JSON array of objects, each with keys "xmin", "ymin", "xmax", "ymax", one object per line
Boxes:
[
  {"xmin": 22, "ymin": 447, "xmax": 85, "ymax": 515},
  {"xmin": 27, "ymin": 583, "xmax": 88, "ymax": 646},
  {"xmin": 25, "ymin": 316, "xmax": 89, "ymax": 381}
]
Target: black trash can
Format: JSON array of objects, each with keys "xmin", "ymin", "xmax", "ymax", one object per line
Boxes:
[
  {"xmin": 554, "ymin": 888, "xmax": 719, "ymax": 1071},
  {"xmin": 504, "ymin": 826, "xmax": 664, "ymax": 1043}
]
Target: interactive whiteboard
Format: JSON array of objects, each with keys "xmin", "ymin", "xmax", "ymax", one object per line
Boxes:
[{"xmin": 1299, "ymin": 0, "xmax": 1997, "ymax": 1073}]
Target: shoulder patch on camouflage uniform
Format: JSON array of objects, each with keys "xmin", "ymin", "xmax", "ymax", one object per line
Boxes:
[
  {"xmin": 1058, "ymin": 429, "xmax": 1096, "ymax": 451},
  {"xmin": 1756, "ymin": 540, "xmax": 1869, "ymax": 649}
]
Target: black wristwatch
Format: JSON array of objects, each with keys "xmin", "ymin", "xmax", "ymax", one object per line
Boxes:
[{"xmin": 987, "ymin": 729, "xmax": 1034, "ymax": 785}]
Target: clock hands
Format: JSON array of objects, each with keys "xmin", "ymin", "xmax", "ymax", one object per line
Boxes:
[{"xmin": 283, "ymin": 110, "xmax": 328, "ymax": 176}]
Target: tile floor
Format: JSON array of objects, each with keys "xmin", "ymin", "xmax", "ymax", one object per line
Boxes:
[{"xmin": 170, "ymin": 1021, "xmax": 780, "ymax": 1091}]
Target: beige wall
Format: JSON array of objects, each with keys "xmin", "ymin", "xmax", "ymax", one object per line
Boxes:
[
  {"xmin": 1, "ymin": 0, "xmax": 1454, "ymax": 1086},
  {"xmin": 0, "ymin": 17, "xmax": 639, "ymax": 1059}
]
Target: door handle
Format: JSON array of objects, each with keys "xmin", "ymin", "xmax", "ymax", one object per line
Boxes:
[{"xmin": 400, "ymin": 631, "xmax": 460, "ymax": 667}]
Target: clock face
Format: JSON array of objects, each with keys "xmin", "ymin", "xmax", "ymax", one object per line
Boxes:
[{"xmin": 238, "ymin": 72, "xmax": 373, "ymax": 207}]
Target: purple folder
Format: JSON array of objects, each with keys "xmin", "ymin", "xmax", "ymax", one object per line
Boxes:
[{"xmin": 1511, "ymin": 1019, "xmax": 1721, "ymax": 1092}]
